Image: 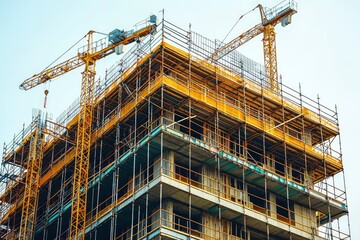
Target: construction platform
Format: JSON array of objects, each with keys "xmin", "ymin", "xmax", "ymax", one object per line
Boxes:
[{"xmin": 0, "ymin": 16, "xmax": 350, "ymax": 240}]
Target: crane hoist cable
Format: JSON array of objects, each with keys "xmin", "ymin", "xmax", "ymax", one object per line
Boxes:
[
  {"xmin": 42, "ymin": 35, "xmax": 86, "ymax": 74},
  {"xmin": 218, "ymin": 5, "xmax": 258, "ymax": 47},
  {"xmin": 43, "ymin": 89, "xmax": 49, "ymax": 108},
  {"xmin": 40, "ymin": 31, "xmax": 105, "ymax": 109},
  {"xmin": 41, "ymin": 35, "xmax": 87, "ymax": 108}
]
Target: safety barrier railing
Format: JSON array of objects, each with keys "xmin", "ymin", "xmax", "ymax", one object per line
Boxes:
[
  {"xmin": 35, "ymin": 177, "xmax": 73, "ymax": 229},
  {"xmin": 85, "ymin": 159, "xmax": 162, "ymax": 226},
  {"xmin": 180, "ymin": 20, "xmax": 338, "ymax": 126},
  {"xmin": 94, "ymin": 26, "xmax": 162, "ymax": 98},
  {"xmin": 40, "ymin": 146, "xmax": 75, "ymax": 176},
  {"xmin": 318, "ymin": 224, "xmax": 350, "ymax": 240},
  {"xmin": 161, "ymin": 112, "xmax": 346, "ymax": 202},
  {"xmin": 0, "ymin": 186, "xmax": 25, "ymax": 223},
  {"xmin": 162, "ymin": 71, "xmax": 342, "ymax": 163},
  {"xmin": 5, "ymin": 111, "xmax": 347, "ymax": 236},
  {"xmin": 0, "ymin": 163, "xmax": 24, "ymax": 196},
  {"xmin": 116, "ymin": 208, "xmax": 245, "ymax": 240},
  {"xmin": 0, "ymin": 16, "xmax": 348, "ymax": 240},
  {"xmin": 2, "ymin": 119, "xmax": 34, "ymax": 162},
  {"xmin": 44, "ymin": 18, "xmax": 339, "ymax": 167},
  {"xmin": 159, "ymin": 158, "xmax": 318, "ymax": 234},
  {"xmin": 264, "ymin": 0, "xmax": 298, "ymax": 21},
  {"xmin": 98, "ymin": 99, "xmax": 343, "ymax": 198},
  {"xmin": 32, "ymin": 83, "xmax": 344, "ymax": 230},
  {"xmin": 2, "ymin": 18, "xmax": 339, "ymax": 172},
  {"xmin": 82, "ymin": 152, "xmax": 339, "ymax": 239},
  {"xmin": 314, "ymin": 180, "xmax": 347, "ymax": 204},
  {"xmin": 87, "ymin": 18, "xmax": 338, "ymax": 130},
  {"xmin": 54, "ymin": 97, "xmax": 80, "ymax": 132}
]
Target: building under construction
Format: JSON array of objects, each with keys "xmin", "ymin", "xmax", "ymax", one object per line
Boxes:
[{"xmin": 0, "ymin": 1, "xmax": 351, "ymax": 240}]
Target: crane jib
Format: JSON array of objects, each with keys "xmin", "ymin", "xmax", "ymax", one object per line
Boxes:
[{"xmin": 19, "ymin": 20, "xmax": 157, "ymax": 91}]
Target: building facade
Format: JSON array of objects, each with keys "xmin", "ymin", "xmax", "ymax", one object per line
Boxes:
[{"xmin": 0, "ymin": 18, "xmax": 350, "ymax": 240}]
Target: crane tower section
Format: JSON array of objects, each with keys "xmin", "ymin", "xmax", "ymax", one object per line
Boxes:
[{"xmin": 213, "ymin": 1, "xmax": 297, "ymax": 92}]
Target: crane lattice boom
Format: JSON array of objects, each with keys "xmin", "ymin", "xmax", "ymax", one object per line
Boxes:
[
  {"xmin": 212, "ymin": 1, "xmax": 297, "ymax": 92},
  {"xmin": 213, "ymin": 24, "xmax": 264, "ymax": 61},
  {"xmin": 20, "ymin": 23, "xmax": 156, "ymax": 91}
]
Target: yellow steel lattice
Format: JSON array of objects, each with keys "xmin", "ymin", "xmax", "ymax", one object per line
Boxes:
[
  {"xmin": 19, "ymin": 117, "xmax": 44, "ymax": 240},
  {"xmin": 14, "ymin": 16, "xmax": 155, "ymax": 239},
  {"xmin": 68, "ymin": 32, "xmax": 96, "ymax": 240},
  {"xmin": 263, "ymin": 24, "xmax": 279, "ymax": 92}
]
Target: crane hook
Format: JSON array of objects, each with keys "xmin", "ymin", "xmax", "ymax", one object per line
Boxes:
[{"xmin": 44, "ymin": 89, "xmax": 49, "ymax": 108}]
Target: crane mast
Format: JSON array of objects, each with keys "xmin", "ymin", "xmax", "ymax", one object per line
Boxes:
[
  {"xmin": 18, "ymin": 15, "xmax": 157, "ymax": 240},
  {"xmin": 212, "ymin": 1, "xmax": 297, "ymax": 92},
  {"xmin": 19, "ymin": 116, "xmax": 44, "ymax": 240},
  {"xmin": 263, "ymin": 24, "xmax": 279, "ymax": 91},
  {"xmin": 69, "ymin": 31, "xmax": 96, "ymax": 240}
]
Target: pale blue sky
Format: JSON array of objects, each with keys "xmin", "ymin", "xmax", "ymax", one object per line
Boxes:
[{"xmin": 0, "ymin": 0, "xmax": 358, "ymax": 238}]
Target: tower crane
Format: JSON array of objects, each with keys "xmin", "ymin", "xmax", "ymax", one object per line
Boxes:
[
  {"xmin": 19, "ymin": 115, "xmax": 44, "ymax": 240},
  {"xmin": 212, "ymin": 1, "xmax": 297, "ymax": 92},
  {"xmin": 18, "ymin": 15, "xmax": 157, "ymax": 240}
]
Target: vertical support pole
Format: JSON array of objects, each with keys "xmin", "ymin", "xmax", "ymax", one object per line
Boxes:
[
  {"xmin": 260, "ymin": 75, "xmax": 270, "ymax": 240},
  {"xmin": 94, "ymin": 139, "xmax": 102, "ymax": 240},
  {"xmin": 20, "ymin": 123, "xmax": 26, "ymax": 165},
  {"xmin": 317, "ymin": 95, "xmax": 333, "ymax": 239},
  {"xmin": 281, "ymin": 82, "xmax": 292, "ymax": 239},
  {"xmin": 213, "ymin": 39, "xmax": 221, "ymax": 239},
  {"xmin": 242, "ymin": 66, "xmax": 248, "ymax": 240},
  {"xmin": 159, "ymin": 22, "xmax": 165, "ymax": 238},
  {"xmin": 144, "ymin": 32, "xmax": 153, "ymax": 239},
  {"xmin": 299, "ymin": 83, "xmax": 315, "ymax": 238},
  {"xmin": 42, "ymin": 143, "xmax": 54, "ymax": 239},
  {"xmin": 335, "ymin": 105, "xmax": 351, "ymax": 239},
  {"xmin": 89, "ymin": 97, "xmax": 102, "ymax": 239},
  {"xmin": 187, "ymin": 23, "xmax": 193, "ymax": 237},
  {"xmin": 130, "ymin": 41, "xmax": 141, "ymax": 239},
  {"xmin": 42, "ymin": 177, "xmax": 53, "ymax": 240},
  {"xmin": 56, "ymin": 168, "xmax": 66, "ymax": 238},
  {"xmin": 89, "ymin": 141, "xmax": 96, "ymax": 240},
  {"xmin": 110, "ymin": 123, "xmax": 120, "ymax": 239}
]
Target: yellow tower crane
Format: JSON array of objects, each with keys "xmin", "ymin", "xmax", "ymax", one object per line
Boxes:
[
  {"xmin": 212, "ymin": 1, "xmax": 297, "ymax": 92},
  {"xmin": 19, "ymin": 15, "xmax": 157, "ymax": 240},
  {"xmin": 19, "ymin": 115, "xmax": 44, "ymax": 240}
]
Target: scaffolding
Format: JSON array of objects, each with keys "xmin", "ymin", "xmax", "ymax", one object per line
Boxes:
[{"xmin": 0, "ymin": 17, "xmax": 351, "ymax": 240}]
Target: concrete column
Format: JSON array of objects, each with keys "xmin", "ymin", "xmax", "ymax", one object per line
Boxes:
[
  {"xmin": 288, "ymin": 162, "xmax": 293, "ymax": 180},
  {"xmin": 265, "ymin": 153, "xmax": 275, "ymax": 171},
  {"xmin": 163, "ymin": 109, "xmax": 174, "ymax": 127},
  {"xmin": 294, "ymin": 203, "xmax": 317, "ymax": 232},
  {"xmin": 202, "ymin": 164, "xmax": 218, "ymax": 194},
  {"xmin": 304, "ymin": 129, "xmax": 312, "ymax": 145},
  {"xmin": 202, "ymin": 213, "xmax": 218, "ymax": 238},
  {"xmin": 294, "ymin": 204, "xmax": 304, "ymax": 230},
  {"xmin": 162, "ymin": 199, "xmax": 174, "ymax": 228},
  {"xmin": 153, "ymin": 158, "xmax": 161, "ymax": 179},
  {"xmin": 269, "ymin": 192, "xmax": 277, "ymax": 218},
  {"xmin": 303, "ymin": 169, "xmax": 313, "ymax": 188},
  {"xmin": 151, "ymin": 207, "xmax": 160, "ymax": 231},
  {"xmin": 163, "ymin": 150, "xmax": 174, "ymax": 177}
]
